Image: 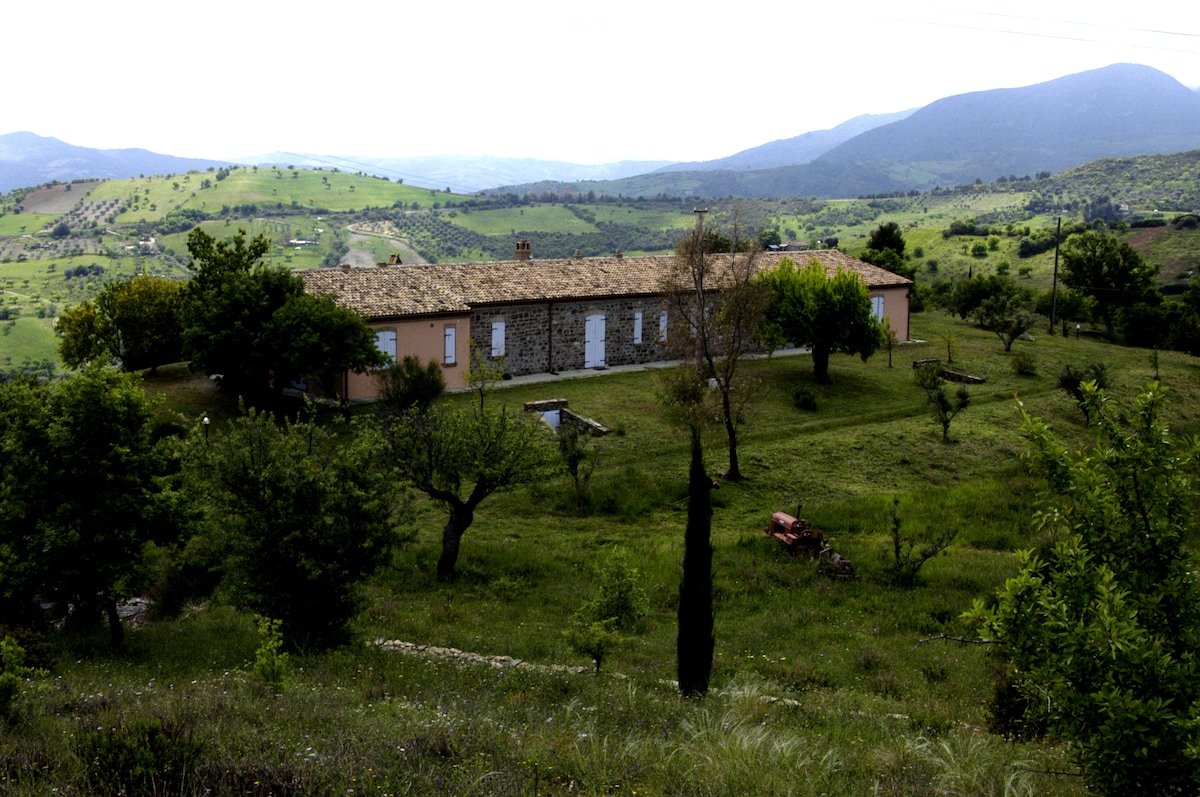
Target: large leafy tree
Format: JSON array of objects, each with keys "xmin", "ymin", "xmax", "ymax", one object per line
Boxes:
[
  {"xmin": 1060, "ymin": 230, "xmax": 1159, "ymax": 338},
  {"xmin": 56, "ymin": 276, "xmax": 185, "ymax": 373},
  {"xmin": 182, "ymin": 407, "xmax": 411, "ymax": 650},
  {"xmin": 971, "ymin": 276, "xmax": 1040, "ymax": 352},
  {"xmin": 859, "ymin": 222, "xmax": 915, "ymax": 279},
  {"xmin": 758, "ymin": 258, "xmax": 882, "ymax": 384},
  {"xmin": 182, "ymin": 228, "xmax": 383, "ymax": 402},
  {"xmin": 383, "ymin": 360, "xmax": 550, "ymax": 581},
  {"xmin": 971, "ymin": 384, "xmax": 1200, "ymax": 795},
  {"xmin": 867, "ymin": 221, "xmax": 905, "ymax": 258},
  {"xmin": 0, "ymin": 368, "xmax": 166, "ymax": 647}
]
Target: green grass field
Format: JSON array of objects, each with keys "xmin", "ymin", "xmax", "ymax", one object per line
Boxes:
[
  {"xmin": 0, "ymin": 212, "xmax": 56, "ymax": 236},
  {"xmin": 0, "ymin": 315, "xmax": 58, "ymax": 367},
  {"xmin": 4, "ymin": 310, "xmax": 1192, "ymax": 795},
  {"xmin": 448, "ymin": 205, "xmax": 599, "ymax": 235}
]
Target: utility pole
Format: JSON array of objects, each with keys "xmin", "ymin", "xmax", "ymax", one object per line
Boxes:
[
  {"xmin": 692, "ymin": 207, "xmax": 709, "ymax": 310},
  {"xmin": 1050, "ymin": 214, "xmax": 1063, "ymax": 334}
]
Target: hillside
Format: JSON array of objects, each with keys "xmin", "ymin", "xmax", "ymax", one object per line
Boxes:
[
  {"xmin": 0, "ymin": 132, "xmax": 233, "ymax": 194},
  {"xmin": 3, "ymin": 148, "xmax": 1200, "ymax": 371},
  {"xmin": 654, "ymin": 110, "xmax": 915, "ymax": 173},
  {"xmin": 817, "ymin": 63, "xmax": 1200, "ymax": 185},
  {"xmin": 8, "ymin": 311, "xmax": 1200, "ymax": 795},
  {"xmin": 493, "ymin": 65, "xmax": 1200, "ymax": 199},
  {"xmin": 243, "ymin": 152, "xmax": 678, "ymax": 193}
]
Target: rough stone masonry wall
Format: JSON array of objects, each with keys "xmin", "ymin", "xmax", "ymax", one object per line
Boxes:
[{"xmin": 471, "ymin": 297, "xmax": 672, "ymax": 376}]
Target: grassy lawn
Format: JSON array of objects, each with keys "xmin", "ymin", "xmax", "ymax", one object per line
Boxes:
[
  {"xmin": 6, "ymin": 311, "xmax": 1191, "ymax": 794},
  {"xmin": 0, "ymin": 315, "xmax": 58, "ymax": 367},
  {"xmin": 0, "ymin": 213, "xmax": 56, "ymax": 235},
  {"xmin": 448, "ymin": 206, "xmax": 599, "ymax": 235},
  {"xmin": 589, "ymin": 205, "xmax": 696, "ymax": 229}
]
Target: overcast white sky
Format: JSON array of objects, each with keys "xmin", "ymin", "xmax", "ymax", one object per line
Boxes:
[{"xmin": 5, "ymin": 1, "xmax": 1198, "ymax": 165}]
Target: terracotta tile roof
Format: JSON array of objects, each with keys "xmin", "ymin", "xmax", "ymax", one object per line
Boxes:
[{"xmin": 300, "ymin": 250, "xmax": 911, "ymax": 320}]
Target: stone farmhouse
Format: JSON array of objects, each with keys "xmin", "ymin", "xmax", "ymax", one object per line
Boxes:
[{"xmin": 300, "ymin": 244, "xmax": 912, "ymax": 400}]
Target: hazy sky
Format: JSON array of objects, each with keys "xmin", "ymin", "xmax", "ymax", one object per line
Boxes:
[{"xmin": 5, "ymin": 1, "xmax": 1198, "ymax": 167}]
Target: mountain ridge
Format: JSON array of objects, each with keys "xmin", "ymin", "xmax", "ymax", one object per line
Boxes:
[{"xmin": 4, "ymin": 64, "xmax": 1199, "ymax": 198}]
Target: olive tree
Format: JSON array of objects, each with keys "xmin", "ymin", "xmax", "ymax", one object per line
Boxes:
[
  {"xmin": 182, "ymin": 407, "xmax": 410, "ymax": 650},
  {"xmin": 383, "ymin": 357, "xmax": 550, "ymax": 581},
  {"xmin": 0, "ymin": 367, "xmax": 166, "ymax": 647}
]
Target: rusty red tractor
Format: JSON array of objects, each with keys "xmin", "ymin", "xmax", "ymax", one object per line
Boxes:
[{"xmin": 764, "ymin": 511, "xmax": 856, "ymax": 578}]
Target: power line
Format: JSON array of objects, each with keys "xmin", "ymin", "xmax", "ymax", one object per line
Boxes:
[
  {"xmin": 970, "ymin": 10, "xmax": 1200, "ymax": 41},
  {"xmin": 887, "ymin": 13, "xmax": 1200, "ymax": 55}
]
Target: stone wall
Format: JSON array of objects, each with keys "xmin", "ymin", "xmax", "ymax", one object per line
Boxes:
[{"xmin": 470, "ymin": 297, "xmax": 672, "ymax": 376}]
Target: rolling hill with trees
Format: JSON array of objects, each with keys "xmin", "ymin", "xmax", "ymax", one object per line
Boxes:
[{"xmin": 0, "ymin": 132, "xmax": 232, "ymax": 195}]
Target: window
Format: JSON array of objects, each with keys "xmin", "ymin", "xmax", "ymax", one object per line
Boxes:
[
  {"xmin": 659, "ymin": 311, "xmax": 668, "ymax": 342},
  {"xmin": 491, "ymin": 320, "xmax": 506, "ymax": 357},
  {"xmin": 374, "ymin": 329, "xmax": 396, "ymax": 364},
  {"xmin": 444, "ymin": 325, "xmax": 457, "ymax": 365},
  {"xmin": 872, "ymin": 295, "xmax": 885, "ymax": 321},
  {"xmin": 633, "ymin": 311, "xmax": 643, "ymax": 344}
]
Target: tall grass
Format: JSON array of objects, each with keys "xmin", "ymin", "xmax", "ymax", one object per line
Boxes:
[{"xmin": 4, "ymin": 311, "xmax": 1182, "ymax": 795}]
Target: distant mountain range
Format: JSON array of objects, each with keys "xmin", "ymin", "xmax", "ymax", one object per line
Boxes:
[
  {"xmin": 3, "ymin": 64, "xmax": 1199, "ymax": 198},
  {"xmin": 653, "ymin": 110, "xmax": 916, "ymax": 173},
  {"xmin": 236, "ymin": 153, "xmax": 675, "ymax": 194},
  {"xmin": 0, "ymin": 132, "xmax": 231, "ymax": 195},
  {"xmin": 493, "ymin": 64, "xmax": 1200, "ymax": 199}
]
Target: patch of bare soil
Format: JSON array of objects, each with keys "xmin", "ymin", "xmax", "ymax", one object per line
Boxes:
[
  {"xmin": 19, "ymin": 184, "xmax": 85, "ymax": 214},
  {"xmin": 343, "ymin": 234, "xmax": 379, "ymax": 266},
  {"xmin": 347, "ymin": 222, "xmax": 426, "ymax": 265}
]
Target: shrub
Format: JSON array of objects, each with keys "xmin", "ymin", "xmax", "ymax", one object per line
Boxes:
[
  {"xmin": 1058, "ymin": 363, "xmax": 1110, "ymax": 423},
  {"xmin": 563, "ymin": 549, "xmax": 648, "ymax": 673},
  {"xmin": 1010, "ymin": 351, "xmax": 1037, "ymax": 377},
  {"xmin": 0, "ymin": 636, "xmax": 44, "ymax": 721},
  {"xmin": 881, "ymin": 497, "xmax": 958, "ymax": 588},
  {"xmin": 252, "ymin": 617, "xmax": 290, "ymax": 691},
  {"xmin": 793, "ymin": 388, "xmax": 818, "ymax": 411}
]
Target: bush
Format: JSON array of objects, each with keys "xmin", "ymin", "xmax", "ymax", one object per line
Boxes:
[
  {"xmin": 1010, "ymin": 351, "xmax": 1037, "ymax": 377},
  {"xmin": 793, "ymin": 388, "xmax": 818, "ymax": 411},
  {"xmin": 252, "ymin": 616, "xmax": 290, "ymax": 690},
  {"xmin": 563, "ymin": 549, "xmax": 648, "ymax": 673},
  {"xmin": 1058, "ymin": 363, "xmax": 1110, "ymax": 422},
  {"xmin": 0, "ymin": 636, "xmax": 43, "ymax": 721}
]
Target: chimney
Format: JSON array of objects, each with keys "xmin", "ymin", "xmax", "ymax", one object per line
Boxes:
[
  {"xmin": 340, "ymin": 263, "xmax": 352, "ymax": 271},
  {"xmin": 514, "ymin": 239, "xmax": 532, "ymax": 261},
  {"xmin": 573, "ymin": 249, "xmax": 583, "ymax": 259},
  {"xmin": 614, "ymin": 249, "xmax": 623, "ymax": 259}
]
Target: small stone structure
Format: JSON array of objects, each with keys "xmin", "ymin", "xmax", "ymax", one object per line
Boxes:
[{"xmin": 524, "ymin": 399, "xmax": 610, "ymax": 435}]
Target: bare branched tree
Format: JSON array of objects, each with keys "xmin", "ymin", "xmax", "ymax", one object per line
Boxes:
[{"xmin": 660, "ymin": 220, "xmax": 769, "ymax": 481}]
